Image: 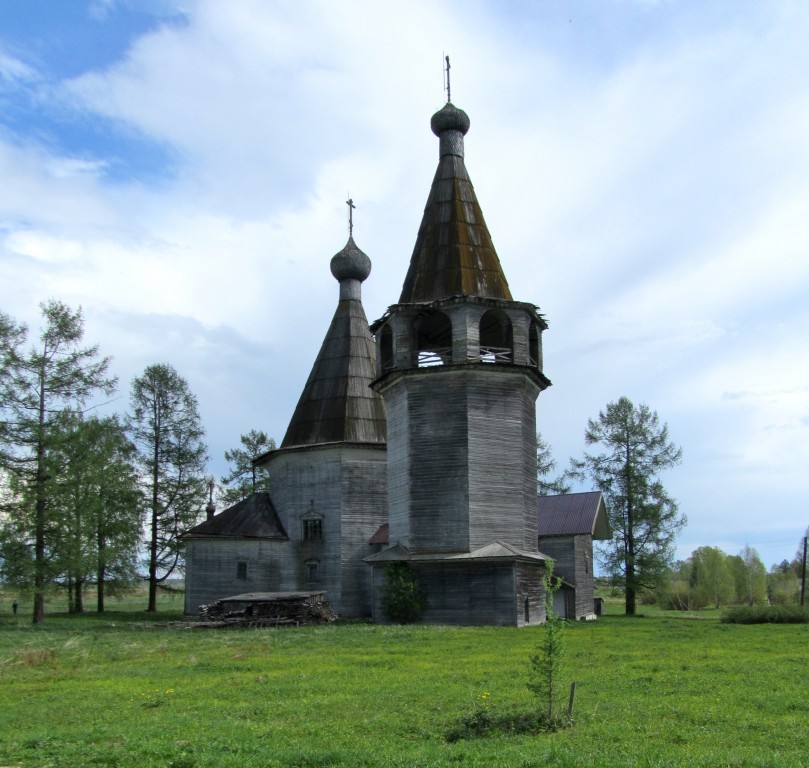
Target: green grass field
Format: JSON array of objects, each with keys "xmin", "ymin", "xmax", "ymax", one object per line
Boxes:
[{"xmin": 0, "ymin": 592, "xmax": 807, "ymax": 767}]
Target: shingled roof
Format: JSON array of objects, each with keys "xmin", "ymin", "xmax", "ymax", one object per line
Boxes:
[
  {"xmin": 398, "ymin": 102, "xmax": 512, "ymax": 303},
  {"xmin": 537, "ymin": 491, "xmax": 612, "ymax": 540},
  {"xmin": 184, "ymin": 492, "xmax": 288, "ymax": 540},
  {"xmin": 281, "ymin": 237, "xmax": 387, "ymax": 448}
]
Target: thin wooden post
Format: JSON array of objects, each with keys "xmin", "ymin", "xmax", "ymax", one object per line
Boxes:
[
  {"xmin": 801, "ymin": 536, "xmax": 807, "ymax": 608},
  {"xmin": 567, "ymin": 681, "xmax": 577, "ymax": 720}
]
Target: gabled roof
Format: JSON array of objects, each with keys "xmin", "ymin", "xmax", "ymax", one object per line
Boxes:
[
  {"xmin": 184, "ymin": 492, "xmax": 288, "ymax": 540},
  {"xmin": 281, "ymin": 238, "xmax": 387, "ymax": 448},
  {"xmin": 537, "ymin": 491, "xmax": 612, "ymax": 540},
  {"xmin": 398, "ymin": 102, "xmax": 512, "ymax": 304}
]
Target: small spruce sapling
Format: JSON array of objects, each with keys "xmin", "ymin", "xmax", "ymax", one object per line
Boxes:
[{"xmin": 527, "ymin": 561, "xmax": 568, "ymax": 726}]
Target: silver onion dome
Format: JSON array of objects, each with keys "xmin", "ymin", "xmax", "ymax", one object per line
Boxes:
[
  {"xmin": 331, "ymin": 236, "xmax": 372, "ymax": 283},
  {"xmin": 430, "ymin": 102, "xmax": 470, "ymax": 136}
]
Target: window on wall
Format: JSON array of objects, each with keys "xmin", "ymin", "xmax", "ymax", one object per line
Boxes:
[
  {"xmin": 236, "ymin": 561, "xmax": 248, "ymax": 580},
  {"xmin": 305, "ymin": 559, "xmax": 319, "ymax": 582},
  {"xmin": 303, "ymin": 518, "xmax": 323, "ymax": 541}
]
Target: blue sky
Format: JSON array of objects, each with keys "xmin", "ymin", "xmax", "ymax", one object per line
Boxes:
[{"xmin": 1, "ymin": 0, "xmax": 807, "ymax": 569}]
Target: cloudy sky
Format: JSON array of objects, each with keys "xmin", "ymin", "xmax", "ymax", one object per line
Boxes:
[{"xmin": 1, "ymin": 0, "xmax": 807, "ymax": 569}]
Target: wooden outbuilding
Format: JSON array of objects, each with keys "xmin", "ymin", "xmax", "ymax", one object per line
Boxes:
[{"xmin": 537, "ymin": 491, "xmax": 612, "ymax": 620}]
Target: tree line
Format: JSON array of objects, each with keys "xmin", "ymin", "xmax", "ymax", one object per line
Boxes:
[
  {"xmin": 539, "ymin": 401, "xmax": 806, "ymax": 614},
  {"xmin": 0, "ymin": 300, "xmax": 273, "ymax": 623}
]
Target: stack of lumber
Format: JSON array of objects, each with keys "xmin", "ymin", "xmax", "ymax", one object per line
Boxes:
[{"xmin": 195, "ymin": 591, "xmax": 337, "ymax": 628}]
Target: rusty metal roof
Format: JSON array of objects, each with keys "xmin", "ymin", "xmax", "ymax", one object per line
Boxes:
[
  {"xmin": 398, "ymin": 103, "xmax": 512, "ymax": 303},
  {"xmin": 281, "ymin": 239, "xmax": 387, "ymax": 448},
  {"xmin": 537, "ymin": 491, "xmax": 612, "ymax": 540},
  {"xmin": 184, "ymin": 492, "xmax": 288, "ymax": 540}
]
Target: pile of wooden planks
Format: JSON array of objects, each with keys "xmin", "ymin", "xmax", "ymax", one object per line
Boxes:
[{"xmin": 195, "ymin": 591, "xmax": 337, "ymax": 628}]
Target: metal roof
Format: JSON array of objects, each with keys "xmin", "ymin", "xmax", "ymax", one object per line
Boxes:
[
  {"xmin": 398, "ymin": 103, "xmax": 512, "ymax": 303},
  {"xmin": 537, "ymin": 491, "xmax": 612, "ymax": 540},
  {"xmin": 281, "ymin": 240, "xmax": 387, "ymax": 448},
  {"xmin": 184, "ymin": 492, "xmax": 288, "ymax": 540}
]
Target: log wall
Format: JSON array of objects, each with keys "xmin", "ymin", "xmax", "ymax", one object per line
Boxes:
[
  {"xmin": 382, "ymin": 366, "xmax": 540, "ymax": 554},
  {"xmin": 370, "ymin": 560, "xmax": 547, "ymax": 626},
  {"xmin": 537, "ymin": 533, "xmax": 597, "ymax": 619}
]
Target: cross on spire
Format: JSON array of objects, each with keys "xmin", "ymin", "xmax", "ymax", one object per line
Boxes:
[
  {"xmin": 346, "ymin": 197, "xmax": 356, "ymax": 236},
  {"xmin": 444, "ymin": 55, "xmax": 451, "ymax": 103}
]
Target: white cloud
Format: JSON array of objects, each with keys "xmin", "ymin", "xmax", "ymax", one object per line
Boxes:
[{"xmin": 2, "ymin": 0, "xmax": 809, "ymax": 565}]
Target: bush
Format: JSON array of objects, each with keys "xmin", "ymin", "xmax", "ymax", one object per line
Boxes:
[
  {"xmin": 381, "ymin": 562, "xmax": 426, "ymax": 623},
  {"xmin": 721, "ymin": 604, "xmax": 809, "ymax": 624}
]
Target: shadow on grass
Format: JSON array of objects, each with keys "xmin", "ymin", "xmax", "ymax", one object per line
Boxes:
[{"xmin": 445, "ymin": 710, "xmax": 572, "ymax": 742}]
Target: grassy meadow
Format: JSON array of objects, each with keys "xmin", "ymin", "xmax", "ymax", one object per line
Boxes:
[{"xmin": 0, "ymin": 592, "xmax": 807, "ymax": 768}]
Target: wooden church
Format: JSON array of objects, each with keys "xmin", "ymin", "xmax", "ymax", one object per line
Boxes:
[{"xmin": 184, "ymin": 95, "xmax": 568, "ymax": 626}]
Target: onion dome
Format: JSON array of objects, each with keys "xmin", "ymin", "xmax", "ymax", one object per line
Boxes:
[
  {"xmin": 330, "ymin": 236, "xmax": 371, "ymax": 283},
  {"xmin": 430, "ymin": 102, "xmax": 470, "ymax": 137}
]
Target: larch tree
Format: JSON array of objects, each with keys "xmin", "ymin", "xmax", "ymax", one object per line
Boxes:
[
  {"xmin": 0, "ymin": 302, "xmax": 116, "ymax": 623},
  {"xmin": 573, "ymin": 396, "xmax": 684, "ymax": 615},
  {"xmin": 48, "ymin": 413, "xmax": 141, "ymax": 612},
  {"xmin": 128, "ymin": 363, "xmax": 207, "ymax": 612},
  {"xmin": 219, "ymin": 429, "xmax": 276, "ymax": 507}
]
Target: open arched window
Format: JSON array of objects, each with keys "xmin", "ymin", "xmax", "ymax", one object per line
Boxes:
[
  {"xmin": 479, "ymin": 309, "xmax": 513, "ymax": 363},
  {"xmin": 380, "ymin": 324, "xmax": 394, "ymax": 372},
  {"xmin": 529, "ymin": 322, "xmax": 541, "ymax": 369},
  {"xmin": 415, "ymin": 310, "xmax": 452, "ymax": 367}
]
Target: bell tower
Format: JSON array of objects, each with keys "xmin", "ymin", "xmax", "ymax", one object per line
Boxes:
[{"xmin": 371, "ymin": 98, "xmax": 551, "ymax": 558}]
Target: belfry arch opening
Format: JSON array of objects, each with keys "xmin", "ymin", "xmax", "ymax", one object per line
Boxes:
[
  {"xmin": 380, "ymin": 324, "xmax": 394, "ymax": 372},
  {"xmin": 529, "ymin": 321, "xmax": 541, "ymax": 368},
  {"xmin": 479, "ymin": 309, "xmax": 513, "ymax": 363},
  {"xmin": 415, "ymin": 310, "xmax": 452, "ymax": 367}
]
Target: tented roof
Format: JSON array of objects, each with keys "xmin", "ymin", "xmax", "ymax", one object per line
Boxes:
[
  {"xmin": 281, "ymin": 239, "xmax": 387, "ymax": 448},
  {"xmin": 398, "ymin": 102, "xmax": 512, "ymax": 303}
]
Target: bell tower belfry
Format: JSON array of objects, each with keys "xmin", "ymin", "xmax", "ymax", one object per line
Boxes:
[{"xmin": 367, "ymin": 95, "xmax": 552, "ymax": 626}]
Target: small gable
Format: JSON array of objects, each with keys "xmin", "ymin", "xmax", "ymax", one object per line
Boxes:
[
  {"xmin": 537, "ymin": 491, "xmax": 611, "ymax": 540},
  {"xmin": 184, "ymin": 492, "xmax": 288, "ymax": 540}
]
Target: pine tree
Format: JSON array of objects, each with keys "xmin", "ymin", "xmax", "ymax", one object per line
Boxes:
[
  {"xmin": 537, "ymin": 432, "xmax": 572, "ymax": 496},
  {"xmin": 220, "ymin": 429, "xmax": 276, "ymax": 507}
]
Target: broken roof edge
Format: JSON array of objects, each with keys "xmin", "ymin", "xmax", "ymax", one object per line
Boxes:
[{"xmin": 369, "ymin": 295, "xmax": 548, "ymax": 334}]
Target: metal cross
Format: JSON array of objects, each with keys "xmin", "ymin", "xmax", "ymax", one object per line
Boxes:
[
  {"xmin": 346, "ymin": 197, "xmax": 356, "ymax": 236},
  {"xmin": 445, "ymin": 55, "xmax": 451, "ymax": 103}
]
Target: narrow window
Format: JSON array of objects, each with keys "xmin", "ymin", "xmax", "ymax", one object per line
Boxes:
[
  {"xmin": 236, "ymin": 561, "xmax": 248, "ymax": 580},
  {"xmin": 303, "ymin": 518, "xmax": 323, "ymax": 541},
  {"xmin": 305, "ymin": 559, "xmax": 319, "ymax": 582}
]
